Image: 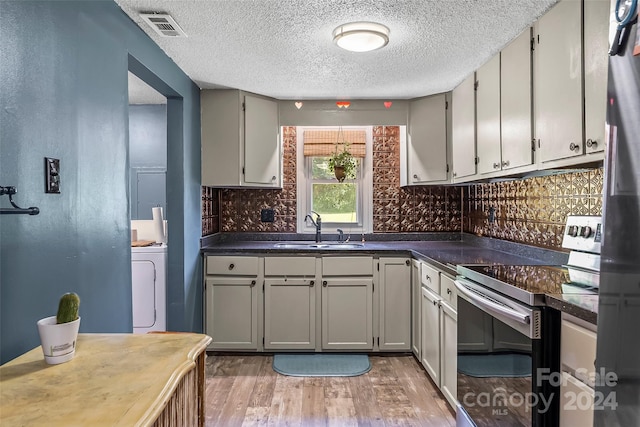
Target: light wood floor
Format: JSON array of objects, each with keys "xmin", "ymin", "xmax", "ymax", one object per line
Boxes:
[{"xmin": 205, "ymin": 354, "xmax": 456, "ymax": 426}]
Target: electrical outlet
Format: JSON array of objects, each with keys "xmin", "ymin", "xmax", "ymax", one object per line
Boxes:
[
  {"xmin": 45, "ymin": 157, "xmax": 60, "ymax": 193},
  {"xmin": 261, "ymin": 208, "xmax": 275, "ymax": 223}
]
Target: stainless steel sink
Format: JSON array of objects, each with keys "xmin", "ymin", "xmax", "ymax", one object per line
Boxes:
[{"xmin": 273, "ymin": 242, "xmax": 364, "ymax": 249}]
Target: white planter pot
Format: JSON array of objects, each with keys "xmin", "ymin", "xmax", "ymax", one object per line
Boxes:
[{"xmin": 36, "ymin": 316, "xmax": 81, "ymax": 365}]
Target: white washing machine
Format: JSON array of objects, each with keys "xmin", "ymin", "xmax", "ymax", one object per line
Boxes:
[{"xmin": 131, "ymin": 244, "xmax": 167, "ymax": 333}]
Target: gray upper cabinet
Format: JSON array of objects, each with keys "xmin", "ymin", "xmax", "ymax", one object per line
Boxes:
[
  {"xmin": 476, "ymin": 54, "xmax": 502, "ymax": 175},
  {"xmin": 407, "ymin": 94, "xmax": 449, "ymax": 185},
  {"xmin": 583, "ymin": 0, "xmax": 609, "ymax": 156},
  {"xmin": 534, "ymin": 0, "xmax": 583, "ymax": 164},
  {"xmin": 451, "ymin": 73, "xmax": 476, "ymax": 180},
  {"xmin": 534, "ymin": 0, "xmax": 609, "ymax": 167},
  {"xmin": 500, "ymin": 27, "xmax": 534, "ymax": 172},
  {"xmin": 201, "ymin": 89, "xmax": 281, "ymax": 188}
]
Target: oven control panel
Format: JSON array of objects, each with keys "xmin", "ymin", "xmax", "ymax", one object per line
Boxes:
[{"xmin": 562, "ymin": 215, "xmax": 602, "ymax": 254}]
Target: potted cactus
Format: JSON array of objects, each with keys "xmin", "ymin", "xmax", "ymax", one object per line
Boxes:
[{"xmin": 36, "ymin": 292, "xmax": 81, "ymax": 364}]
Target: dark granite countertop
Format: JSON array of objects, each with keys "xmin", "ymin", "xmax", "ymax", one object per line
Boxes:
[
  {"xmin": 201, "ymin": 232, "xmax": 597, "ymax": 323},
  {"xmin": 545, "ymin": 293, "xmax": 598, "ymax": 325}
]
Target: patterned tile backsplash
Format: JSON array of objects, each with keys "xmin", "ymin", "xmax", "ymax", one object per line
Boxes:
[
  {"xmin": 201, "ymin": 186, "xmax": 219, "ymax": 236},
  {"xmin": 464, "ymin": 168, "xmax": 604, "ymax": 250},
  {"xmin": 201, "ymin": 125, "xmax": 603, "ymax": 251}
]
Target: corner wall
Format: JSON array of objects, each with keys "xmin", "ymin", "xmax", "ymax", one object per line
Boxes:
[{"xmin": 0, "ymin": 1, "xmax": 201, "ymax": 363}]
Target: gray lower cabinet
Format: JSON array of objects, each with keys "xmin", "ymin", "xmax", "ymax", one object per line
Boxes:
[
  {"xmin": 378, "ymin": 258, "xmax": 412, "ymax": 351},
  {"xmin": 322, "ymin": 277, "xmax": 373, "ymax": 350},
  {"xmin": 421, "ymin": 285, "xmax": 442, "ymax": 386},
  {"xmin": 411, "ymin": 259, "xmax": 421, "ymax": 358},
  {"xmin": 440, "ymin": 300, "xmax": 458, "ymax": 409},
  {"xmin": 205, "ymin": 276, "xmax": 259, "ymax": 350},
  {"xmin": 264, "ymin": 277, "xmax": 315, "ymax": 350}
]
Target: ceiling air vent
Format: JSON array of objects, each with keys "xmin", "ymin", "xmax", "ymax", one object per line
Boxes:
[{"xmin": 140, "ymin": 13, "xmax": 187, "ymax": 37}]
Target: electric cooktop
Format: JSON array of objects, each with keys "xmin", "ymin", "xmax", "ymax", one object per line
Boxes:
[
  {"xmin": 457, "ymin": 264, "xmax": 599, "ymax": 306},
  {"xmin": 462, "ymin": 264, "xmax": 598, "ymax": 294},
  {"xmin": 457, "ymin": 216, "xmax": 602, "ymax": 306}
]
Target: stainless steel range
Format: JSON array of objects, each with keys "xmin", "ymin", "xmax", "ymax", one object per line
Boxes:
[{"xmin": 455, "ymin": 216, "xmax": 602, "ymax": 427}]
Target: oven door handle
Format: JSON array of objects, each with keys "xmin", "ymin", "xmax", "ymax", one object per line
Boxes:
[{"xmin": 454, "ymin": 279, "xmax": 530, "ymax": 325}]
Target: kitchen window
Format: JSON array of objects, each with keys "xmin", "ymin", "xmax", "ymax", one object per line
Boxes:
[{"xmin": 297, "ymin": 126, "xmax": 372, "ymax": 235}]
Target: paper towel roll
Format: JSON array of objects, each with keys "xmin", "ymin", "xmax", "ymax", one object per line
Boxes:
[{"xmin": 152, "ymin": 207, "xmax": 165, "ymax": 244}]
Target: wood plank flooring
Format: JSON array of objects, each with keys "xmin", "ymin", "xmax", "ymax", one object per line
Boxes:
[{"xmin": 205, "ymin": 354, "xmax": 455, "ymax": 426}]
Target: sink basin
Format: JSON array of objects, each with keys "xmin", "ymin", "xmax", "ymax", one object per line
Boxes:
[{"xmin": 273, "ymin": 242, "xmax": 364, "ymax": 249}]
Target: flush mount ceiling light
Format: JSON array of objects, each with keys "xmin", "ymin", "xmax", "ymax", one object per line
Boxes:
[{"xmin": 333, "ymin": 22, "xmax": 390, "ymax": 52}]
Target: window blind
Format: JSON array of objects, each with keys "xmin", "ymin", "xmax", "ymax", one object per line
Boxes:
[{"xmin": 302, "ymin": 130, "xmax": 366, "ymax": 157}]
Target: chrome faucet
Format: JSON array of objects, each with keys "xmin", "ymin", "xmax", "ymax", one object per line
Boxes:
[
  {"xmin": 337, "ymin": 228, "xmax": 344, "ymax": 243},
  {"xmin": 305, "ymin": 211, "xmax": 322, "ymax": 243}
]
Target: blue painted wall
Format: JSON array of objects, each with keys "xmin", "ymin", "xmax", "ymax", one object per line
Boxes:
[
  {"xmin": 0, "ymin": 1, "xmax": 202, "ymax": 363},
  {"xmin": 130, "ymin": 105, "xmax": 167, "ymax": 168},
  {"xmin": 129, "ymin": 105, "xmax": 167, "ymax": 220}
]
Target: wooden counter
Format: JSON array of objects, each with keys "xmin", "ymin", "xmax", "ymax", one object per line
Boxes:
[{"xmin": 0, "ymin": 333, "xmax": 212, "ymax": 426}]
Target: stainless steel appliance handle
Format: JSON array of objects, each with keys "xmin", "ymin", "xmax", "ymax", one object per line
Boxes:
[{"xmin": 454, "ymin": 279, "xmax": 530, "ymax": 325}]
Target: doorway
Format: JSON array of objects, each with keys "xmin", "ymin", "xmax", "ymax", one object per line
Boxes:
[
  {"xmin": 128, "ymin": 70, "xmax": 168, "ymax": 333},
  {"xmin": 128, "ymin": 71, "xmax": 167, "ymax": 221}
]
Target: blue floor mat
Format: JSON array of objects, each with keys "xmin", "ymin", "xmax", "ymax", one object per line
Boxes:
[
  {"xmin": 458, "ymin": 353, "xmax": 532, "ymax": 378},
  {"xmin": 273, "ymin": 354, "xmax": 371, "ymax": 377}
]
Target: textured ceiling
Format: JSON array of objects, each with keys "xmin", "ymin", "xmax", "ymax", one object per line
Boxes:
[{"xmin": 116, "ymin": 0, "xmax": 557, "ymax": 101}]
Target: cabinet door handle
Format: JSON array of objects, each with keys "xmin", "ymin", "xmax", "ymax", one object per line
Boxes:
[
  {"xmin": 586, "ymin": 139, "xmax": 597, "ymax": 148},
  {"xmin": 569, "ymin": 142, "xmax": 580, "ymax": 152},
  {"xmin": 405, "ymin": 260, "xmax": 410, "ymax": 266},
  {"xmin": 447, "ymin": 288, "xmax": 452, "ymax": 295},
  {"xmin": 228, "ymin": 263, "xmax": 235, "ymax": 270},
  {"xmin": 413, "ymin": 174, "xmax": 419, "ymax": 180},
  {"xmin": 493, "ymin": 162, "xmax": 501, "ymax": 169},
  {"xmin": 322, "ymin": 280, "xmax": 328, "ymax": 287},
  {"xmin": 310, "ymin": 280, "xmax": 315, "ymax": 287},
  {"xmin": 426, "ymin": 275, "xmax": 431, "ymax": 281},
  {"xmin": 271, "ymin": 175, "xmax": 277, "ymax": 181},
  {"xmin": 250, "ymin": 280, "xmax": 256, "ymax": 287},
  {"xmin": 433, "ymin": 300, "xmax": 438, "ymax": 306},
  {"xmin": 501, "ymin": 160, "xmax": 510, "ymax": 167}
]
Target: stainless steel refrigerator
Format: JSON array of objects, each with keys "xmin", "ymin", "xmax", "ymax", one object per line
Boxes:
[{"xmin": 596, "ymin": 2, "xmax": 640, "ymax": 425}]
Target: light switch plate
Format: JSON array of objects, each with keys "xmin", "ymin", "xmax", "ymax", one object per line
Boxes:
[{"xmin": 45, "ymin": 157, "xmax": 60, "ymax": 193}]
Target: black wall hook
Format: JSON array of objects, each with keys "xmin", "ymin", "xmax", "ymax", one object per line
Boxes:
[{"xmin": 0, "ymin": 186, "xmax": 40, "ymax": 215}]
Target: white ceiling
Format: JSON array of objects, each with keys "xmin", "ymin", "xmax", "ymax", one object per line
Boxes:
[{"xmin": 117, "ymin": 0, "xmax": 557, "ymax": 102}]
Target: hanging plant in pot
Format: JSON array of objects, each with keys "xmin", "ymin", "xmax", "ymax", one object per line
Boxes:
[
  {"xmin": 36, "ymin": 292, "xmax": 81, "ymax": 365},
  {"xmin": 328, "ymin": 143, "xmax": 358, "ymax": 183}
]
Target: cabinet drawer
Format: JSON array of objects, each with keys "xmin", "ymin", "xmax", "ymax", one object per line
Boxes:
[
  {"xmin": 440, "ymin": 274, "xmax": 457, "ymax": 309},
  {"xmin": 264, "ymin": 257, "xmax": 316, "ymax": 276},
  {"xmin": 206, "ymin": 256, "xmax": 259, "ymax": 275},
  {"xmin": 322, "ymin": 257, "xmax": 373, "ymax": 276},
  {"xmin": 561, "ymin": 317, "xmax": 597, "ymax": 386},
  {"xmin": 421, "ymin": 263, "xmax": 441, "ymax": 293}
]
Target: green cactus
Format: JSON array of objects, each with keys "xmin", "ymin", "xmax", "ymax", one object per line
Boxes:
[{"xmin": 56, "ymin": 292, "xmax": 80, "ymax": 324}]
